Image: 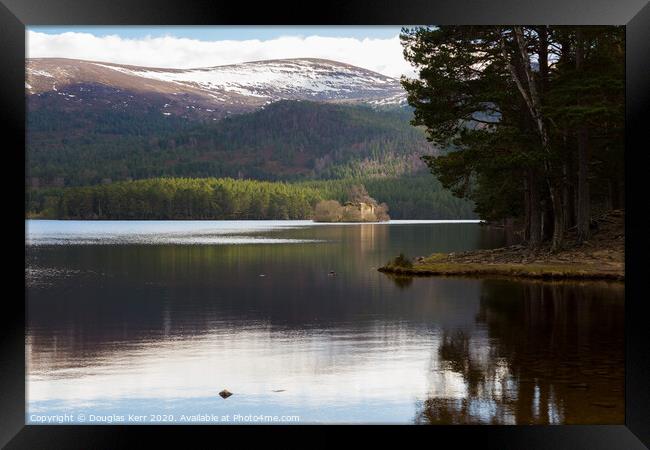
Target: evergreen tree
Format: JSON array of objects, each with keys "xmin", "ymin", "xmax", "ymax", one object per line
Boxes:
[{"xmin": 400, "ymin": 25, "xmax": 624, "ymax": 249}]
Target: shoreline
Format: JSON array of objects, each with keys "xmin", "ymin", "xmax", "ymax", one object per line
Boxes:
[
  {"xmin": 24, "ymin": 218, "xmax": 482, "ymax": 224},
  {"xmin": 378, "ymin": 258, "xmax": 624, "ymax": 281},
  {"xmin": 379, "ymin": 210, "xmax": 625, "ymax": 282}
]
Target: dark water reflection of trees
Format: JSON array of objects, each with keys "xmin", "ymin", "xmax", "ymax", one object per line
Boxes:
[{"xmin": 417, "ymin": 279, "xmax": 624, "ymax": 425}]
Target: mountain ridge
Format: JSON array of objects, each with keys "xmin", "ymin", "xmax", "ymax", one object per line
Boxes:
[{"xmin": 26, "ymin": 57, "xmax": 407, "ymax": 120}]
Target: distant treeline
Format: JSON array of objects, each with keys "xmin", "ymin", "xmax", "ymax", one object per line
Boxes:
[
  {"xmin": 298, "ymin": 177, "xmax": 476, "ymax": 219},
  {"xmin": 26, "ymin": 176, "xmax": 477, "ymax": 220}
]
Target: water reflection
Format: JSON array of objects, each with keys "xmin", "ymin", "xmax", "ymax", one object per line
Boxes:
[
  {"xmin": 25, "ymin": 221, "xmax": 622, "ymax": 424},
  {"xmin": 385, "ymin": 274, "xmax": 415, "ymax": 290},
  {"xmin": 417, "ymin": 280, "xmax": 624, "ymax": 424}
]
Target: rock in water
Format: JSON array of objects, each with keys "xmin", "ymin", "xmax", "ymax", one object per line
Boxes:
[{"xmin": 219, "ymin": 389, "xmax": 233, "ymax": 399}]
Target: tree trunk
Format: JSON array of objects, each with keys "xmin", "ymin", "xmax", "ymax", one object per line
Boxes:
[
  {"xmin": 503, "ymin": 26, "xmax": 564, "ymax": 251},
  {"xmin": 550, "ymin": 187, "xmax": 565, "ymax": 247},
  {"xmin": 528, "ymin": 171, "xmax": 542, "ymax": 247},
  {"xmin": 575, "ymin": 28, "xmax": 591, "ymax": 243},
  {"xmin": 576, "ymin": 127, "xmax": 590, "ymax": 241},
  {"xmin": 563, "ymin": 161, "xmax": 575, "ymax": 228},
  {"xmin": 523, "ymin": 177, "xmax": 531, "ymax": 242},
  {"xmin": 538, "ymin": 27, "xmax": 549, "ymax": 95}
]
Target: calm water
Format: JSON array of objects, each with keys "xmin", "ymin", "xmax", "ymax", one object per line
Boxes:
[{"xmin": 25, "ymin": 220, "xmax": 624, "ymax": 424}]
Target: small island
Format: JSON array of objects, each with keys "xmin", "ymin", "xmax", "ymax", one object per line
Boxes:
[{"xmin": 313, "ymin": 185, "xmax": 390, "ymax": 223}]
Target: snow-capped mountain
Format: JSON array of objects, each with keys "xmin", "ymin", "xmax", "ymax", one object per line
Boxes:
[{"xmin": 26, "ymin": 58, "xmax": 407, "ymax": 119}]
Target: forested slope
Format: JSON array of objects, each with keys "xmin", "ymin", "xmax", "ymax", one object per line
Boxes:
[{"xmin": 27, "ymin": 100, "xmax": 435, "ymax": 186}]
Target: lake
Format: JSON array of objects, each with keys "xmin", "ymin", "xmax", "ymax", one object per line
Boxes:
[{"xmin": 25, "ymin": 220, "xmax": 624, "ymax": 424}]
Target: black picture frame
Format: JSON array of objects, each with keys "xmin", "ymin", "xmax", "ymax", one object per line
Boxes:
[{"xmin": 2, "ymin": 0, "xmax": 649, "ymax": 447}]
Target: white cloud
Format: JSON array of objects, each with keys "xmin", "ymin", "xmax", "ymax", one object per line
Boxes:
[{"xmin": 26, "ymin": 31, "xmax": 416, "ymax": 78}]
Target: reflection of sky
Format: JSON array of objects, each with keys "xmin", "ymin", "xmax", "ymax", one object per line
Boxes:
[
  {"xmin": 28, "ymin": 323, "xmax": 446, "ymax": 423},
  {"xmin": 25, "ymin": 220, "xmax": 480, "ymax": 246},
  {"xmin": 26, "ymin": 220, "xmax": 313, "ymax": 246},
  {"xmin": 26, "ymin": 322, "xmax": 528, "ymax": 424}
]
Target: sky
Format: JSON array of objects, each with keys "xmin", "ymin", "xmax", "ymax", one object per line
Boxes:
[{"xmin": 26, "ymin": 26, "xmax": 418, "ymax": 78}]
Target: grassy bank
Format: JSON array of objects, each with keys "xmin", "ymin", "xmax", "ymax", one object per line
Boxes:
[{"xmin": 379, "ymin": 210, "xmax": 624, "ymax": 281}]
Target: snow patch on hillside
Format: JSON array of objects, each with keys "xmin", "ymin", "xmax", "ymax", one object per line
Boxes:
[
  {"xmin": 92, "ymin": 59, "xmax": 406, "ymax": 104},
  {"xmin": 28, "ymin": 69, "xmax": 54, "ymax": 78}
]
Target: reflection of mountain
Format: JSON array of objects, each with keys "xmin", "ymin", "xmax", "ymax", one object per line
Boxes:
[
  {"xmin": 26, "ymin": 223, "xmax": 494, "ymax": 358},
  {"xmin": 417, "ymin": 280, "xmax": 625, "ymax": 424}
]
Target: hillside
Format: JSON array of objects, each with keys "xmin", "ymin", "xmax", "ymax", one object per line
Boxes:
[
  {"xmin": 27, "ymin": 100, "xmax": 435, "ymax": 186},
  {"xmin": 26, "ymin": 56, "xmax": 477, "ymax": 220},
  {"xmin": 26, "ymin": 57, "xmax": 406, "ymax": 120}
]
